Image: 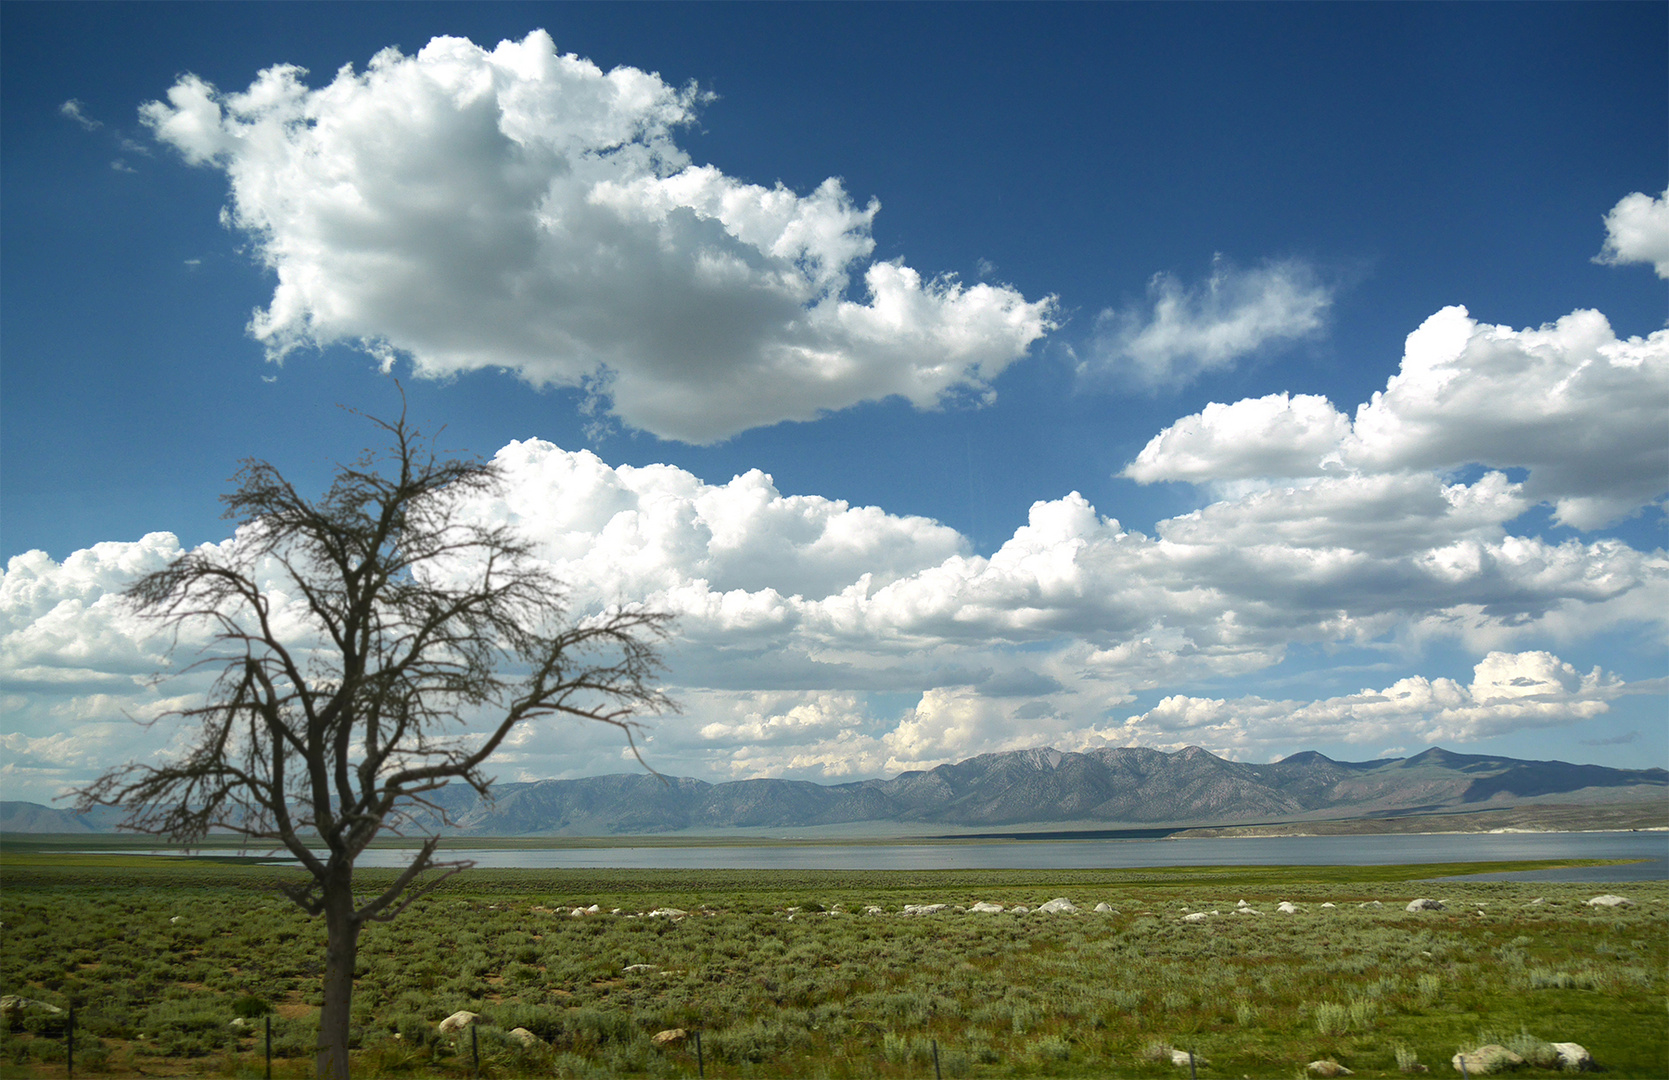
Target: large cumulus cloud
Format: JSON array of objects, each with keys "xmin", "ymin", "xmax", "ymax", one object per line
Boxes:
[
  {"xmin": 1127, "ymin": 306, "xmax": 1669, "ymax": 530},
  {"xmin": 141, "ymin": 31, "xmax": 1055, "ymax": 443}
]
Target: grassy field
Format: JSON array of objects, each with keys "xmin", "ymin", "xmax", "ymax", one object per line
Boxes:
[{"xmin": 0, "ymin": 853, "xmax": 1663, "ymax": 1078}]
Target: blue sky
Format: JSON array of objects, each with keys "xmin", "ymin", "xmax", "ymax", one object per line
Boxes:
[{"xmin": 3, "ymin": 3, "xmax": 1665, "ymax": 804}]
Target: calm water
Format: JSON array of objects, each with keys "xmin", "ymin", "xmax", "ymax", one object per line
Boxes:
[{"xmin": 339, "ymin": 830, "xmax": 1666, "ymax": 880}]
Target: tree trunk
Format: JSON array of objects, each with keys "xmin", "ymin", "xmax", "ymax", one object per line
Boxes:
[{"xmin": 316, "ymin": 869, "xmax": 361, "ymax": 1080}]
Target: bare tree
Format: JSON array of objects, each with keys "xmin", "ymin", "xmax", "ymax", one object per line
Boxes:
[{"xmin": 76, "ymin": 406, "xmax": 673, "ymax": 1080}]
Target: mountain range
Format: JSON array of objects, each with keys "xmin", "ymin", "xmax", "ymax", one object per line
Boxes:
[{"xmin": 6, "ymin": 745, "xmax": 1663, "ymax": 836}]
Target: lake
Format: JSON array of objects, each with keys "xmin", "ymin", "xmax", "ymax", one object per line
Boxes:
[{"xmin": 343, "ymin": 830, "xmax": 1667, "ymax": 880}]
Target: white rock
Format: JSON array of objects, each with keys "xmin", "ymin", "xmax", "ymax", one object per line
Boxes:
[
  {"xmin": 1359, "ymin": 900, "xmax": 1382, "ymax": 908},
  {"xmin": 970, "ymin": 901, "xmax": 1005, "ymax": 913},
  {"xmin": 1235, "ymin": 907, "xmax": 1262, "ymax": 915},
  {"xmin": 508, "ymin": 1027, "xmax": 542, "ymax": 1047},
  {"xmin": 1320, "ymin": 902, "xmax": 1336, "ymax": 908},
  {"xmin": 1183, "ymin": 912, "xmax": 1210, "ymax": 922},
  {"xmin": 1528, "ymin": 897, "xmax": 1545, "ymax": 905},
  {"xmin": 1550, "ymin": 1042, "xmax": 1592, "ymax": 1070},
  {"xmin": 1277, "ymin": 902, "xmax": 1300, "ymax": 914},
  {"xmin": 1307, "ymin": 1060, "xmax": 1354, "ymax": 1077},
  {"xmin": 0, "ymin": 996, "xmax": 63, "ymax": 1020},
  {"xmin": 623, "ymin": 964, "xmax": 658, "ymax": 973},
  {"xmin": 648, "ymin": 907, "xmax": 688, "ymax": 918},
  {"xmin": 1038, "ymin": 897, "xmax": 1078, "ymax": 914},
  {"xmin": 864, "ymin": 905, "xmax": 885, "ymax": 915},
  {"xmin": 169, "ymin": 916, "xmax": 183, "ymax": 924},
  {"xmin": 1094, "ymin": 902, "xmax": 1116, "ymax": 913},
  {"xmin": 585, "ymin": 904, "xmax": 601, "ymax": 914},
  {"xmin": 1585, "ymin": 894, "xmax": 1633, "ymax": 908},
  {"xmin": 437, "ymin": 1011, "xmax": 479, "ymax": 1034},
  {"xmin": 1170, "ymin": 1048, "xmax": 1209, "ymax": 1067},
  {"xmin": 1451, "ymin": 1045, "xmax": 1523, "ymax": 1075},
  {"xmin": 902, "ymin": 903, "xmax": 948, "ymax": 915},
  {"xmin": 1405, "ymin": 898, "xmax": 1445, "ymax": 912},
  {"xmin": 1010, "ymin": 905, "xmax": 1030, "ymax": 914}
]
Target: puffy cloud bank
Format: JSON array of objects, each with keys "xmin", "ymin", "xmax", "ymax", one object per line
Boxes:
[
  {"xmin": 141, "ymin": 31, "xmax": 1054, "ymax": 442},
  {"xmin": 5, "ymin": 295, "xmax": 1664, "ymax": 797},
  {"xmin": 1122, "ymin": 650, "xmax": 1634, "ymax": 753}
]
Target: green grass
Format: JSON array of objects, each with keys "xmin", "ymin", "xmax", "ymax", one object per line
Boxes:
[{"xmin": 0, "ymin": 854, "xmax": 1663, "ymax": 1077}]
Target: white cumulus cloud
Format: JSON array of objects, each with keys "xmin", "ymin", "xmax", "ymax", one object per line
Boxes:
[
  {"xmin": 140, "ymin": 31, "xmax": 1055, "ymax": 443},
  {"xmin": 1084, "ymin": 256, "xmax": 1332, "ymax": 389},
  {"xmin": 1595, "ymin": 187, "xmax": 1669, "ymax": 279},
  {"xmin": 1119, "ymin": 650, "xmax": 1630, "ymax": 752},
  {"xmin": 1127, "ymin": 305, "xmax": 1669, "ymax": 530}
]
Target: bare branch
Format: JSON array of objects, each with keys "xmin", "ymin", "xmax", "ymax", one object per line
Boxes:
[{"xmin": 73, "ymin": 401, "xmax": 677, "ymax": 1048}]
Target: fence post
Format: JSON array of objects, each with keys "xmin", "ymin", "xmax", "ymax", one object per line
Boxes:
[
  {"xmin": 932, "ymin": 1038, "xmax": 941, "ymax": 1080},
  {"xmin": 695, "ymin": 1029, "xmax": 704, "ymax": 1078},
  {"xmin": 66, "ymin": 1004, "xmax": 74, "ymax": 1079},
  {"xmin": 1188, "ymin": 1048, "xmax": 1197, "ymax": 1080},
  {"xmin": 265, "ymin": 1015, "xmax": 272, "ymax": 1080},
  {"xmin": 471, "ymin": 1023, "xmax": 479, "ymax": 1079}
]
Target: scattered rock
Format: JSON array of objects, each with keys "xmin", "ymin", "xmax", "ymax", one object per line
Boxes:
[
  {"xmin": 651, "ymin": 1028, "xmax": 687, "ymax": 1047},
  {"xmin": 1320, "ymin": 902, "xmax": 1336, "ymax": 908},
  {"xmin": 508, "ymin": 1027, "xmax": 542, "ymax": 1047},
  {"xmin": 1528, "ymin": 898, "xmax": 1545, "ymax": 906},
  {"xmin": 1450, "ymin": 1045, "xmax": 1524, "ymax": 1074},
  {"xmin": 902, "ymin": 903, "xmax": 948, "ymax": 915},
  {"xmin": 230, "ymin": 1018, "xmax": 254, "ymax": 1031},
  {"xmin": 1277, "ymin": 901, "xmax": 1300, "ymax": 914},
  {"xmin": 1009, "ymin": 905, "xmax": 1030, "ymax": 914},
  {"xmin": 1235, "ymin": 907, "xmax": 1262, "ymax": 916},
  {"xmin": 0, "ymin": 996, "xmax": 63, "ymax": 1023},
  {"xmin": 970, "ymin": 901, "xmax": 1005, "ymax": 913},
  {"xmin": 1585, "ymin": 894, "xmax": 1632, "ymax": 908},
  {"xmin": 169, "ymin": 915, "xmax": 183, "ymax": 924},
  {"xmin": 1405, "ymin": 898, "xmax": 1446, "ymax": 912},
  {"xmin": 1183, "ymin": 912, "xmax": 1210, "ymax": 922},
  {"xmin": 648, "ymin": 907, "xmax": 688, "ymax": 918},
  {"xmin": 1359, "ymin": 901, "xmax": 1382, "ymax": 908},
  {"xmin": 1308, "ymin": 1060, "xmax": 1354, "ymax": 1077},
  {"xmin": 864, "ymin": 905, "xmax": 885, "ymax": 915},
  {"xmin": 1094, "ymin": 902, "xmax": 1117, "ymax": 913},
  {"xmin": 1170, "ymin": 1048, "xmax": 1209, "ymax": 1067},
  {"xmin": 437, "ymin": 1011, "xmax": 479, "ymax": 1035},
  {"xmin": 623, "ymin": 964, "xmax": 659, "ymax": 974},
  {"xmin": 1039, "ymin": 897, "xmax": 1078, "ymax": 914},
  {"xmin": 1550, "ymin": 1042, "xmax": 1592, "ymax": 1070}
]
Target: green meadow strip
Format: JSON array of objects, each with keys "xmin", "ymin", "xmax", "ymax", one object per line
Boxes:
[{"xmin": 2, "ymin": 858, "xmax": 1663, "ymax": 1078}]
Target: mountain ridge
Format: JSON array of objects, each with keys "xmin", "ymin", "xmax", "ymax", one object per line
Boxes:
[{"xmin": 6, "ymin": 744, "xmax": 1662, "ymax": 836}]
